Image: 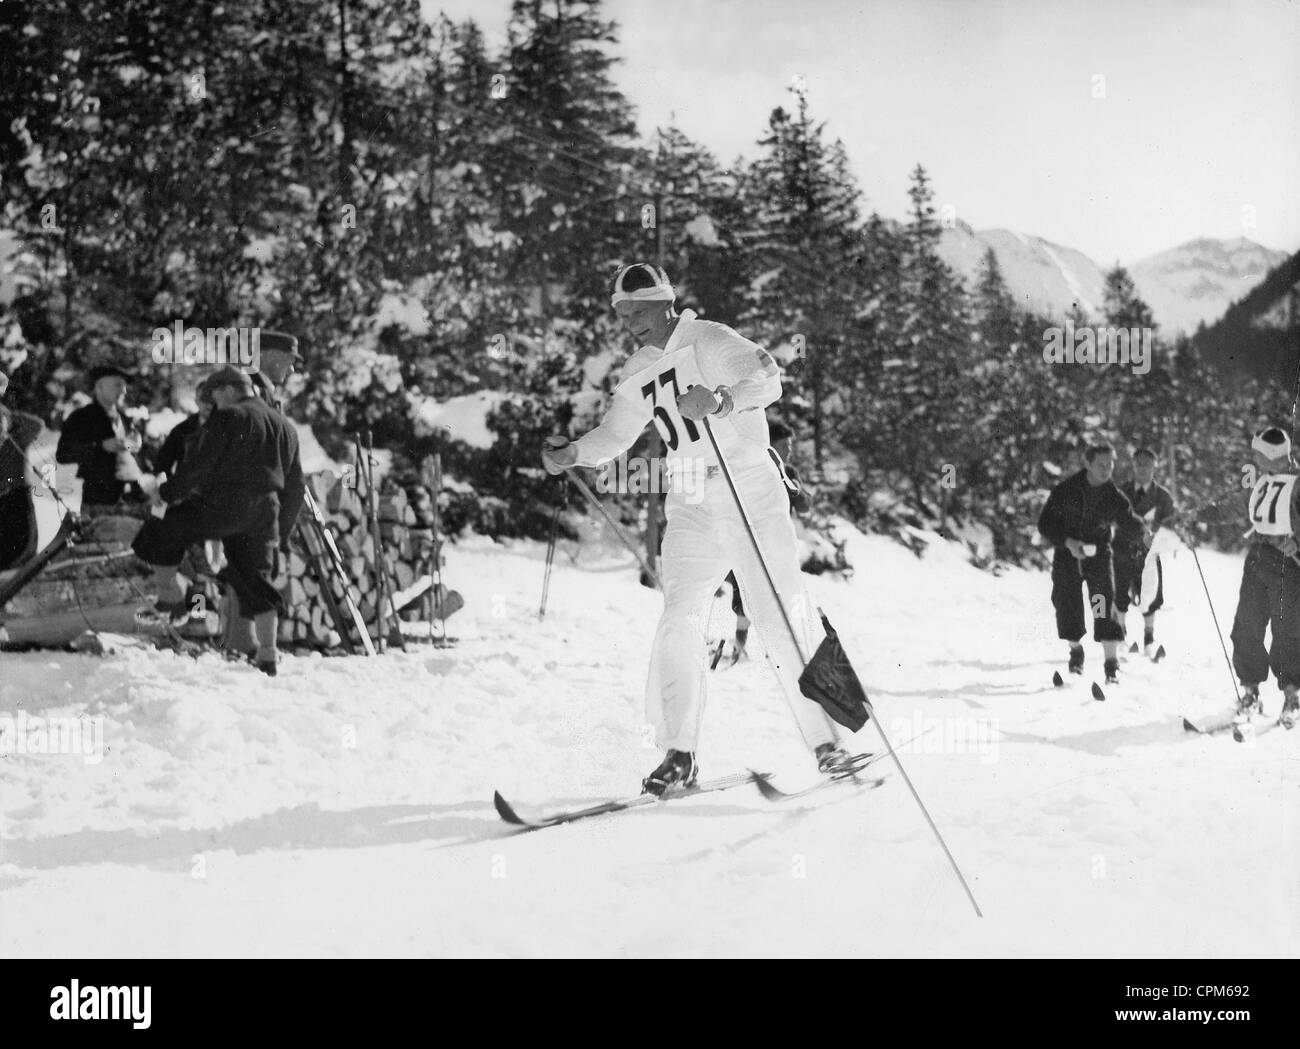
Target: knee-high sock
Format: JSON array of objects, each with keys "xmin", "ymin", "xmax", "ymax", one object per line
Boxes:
[
  {"xmin": 253, "ymin": 610, "xmax": 278, "ymax": 662},
  {"xmin": 150, "ymin": 564, "xmax": 184, "ymax": 604},
  {"xmin": 223, "ymin": 588, "xmax": 256, "ymax": 653}
]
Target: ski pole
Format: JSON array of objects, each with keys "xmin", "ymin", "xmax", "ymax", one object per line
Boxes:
[
  {"xmin": 1173, "ymin": 527, "xmax": 1240, "ymax": 706},
  {"xmin": 539, "ymin": 484, "xmax": 564, "ymax": 618},
  {"xmin": 562, "ymin": 469, "xmax": 662, "ymax": 590},
  {"xmin": 702, "ymin": 417, "xmax": 984, "ymax": 918}
]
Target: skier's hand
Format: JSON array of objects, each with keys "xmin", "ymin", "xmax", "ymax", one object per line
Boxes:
[
  {"xmin": 1065, "ymin": 539, "xmax": 1087, "ymax": 560},
  {"xmin": 136, "ymin": 473, "xmax": 161, "ymax": 500},
  {"xmin": 541, "ymin": 435, "xmax": 577, "ymax": 475},
  {"xmin": 1281, "ymin": 535, "xmax": 1299, "ymax": 558},
  {"xmin": 677, "ymin": 384, "xmax": 721, "ymax": 420}
]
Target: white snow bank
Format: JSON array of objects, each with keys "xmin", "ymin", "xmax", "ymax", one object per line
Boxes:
[{"xmin": 0, "ymin": 525, "xmax": 1295, "ymax": 957}]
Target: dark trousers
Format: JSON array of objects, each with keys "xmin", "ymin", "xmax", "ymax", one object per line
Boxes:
[
  {"xmin": 1114, "ymin": 552, "xmax": 1164, "ymax": 616},
  {"xmin": 133, "ymin": 492, "xmax": 283, "ymax": 616},
  {"xmin": 1051, "ymin": 546, "xmax": 1124, "ymax": 643},
  {"xmin": 0, "ymin": 486, "xmax": 32, "ymax": 569},
  {"xmin": 1230, "ymin": 545, "xmax": 1300, "ymax": 688}
]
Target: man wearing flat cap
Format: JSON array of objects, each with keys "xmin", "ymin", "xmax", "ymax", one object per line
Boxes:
[
  {"xmin": 56, "ymin": 364, "xmax": 145, "ymax": 512},
  {"xmin": 133, "ymin": 365, "xmax": 305, "ymax": 674},
  {"xmin": 251, "ymin": 330, "xmax": 302, "ymax": 411}
]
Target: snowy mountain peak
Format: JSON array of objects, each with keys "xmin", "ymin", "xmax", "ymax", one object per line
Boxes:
[
  {"xmin": 1129, "ymin": 238, "xmax": 1288, "ymax": 333},
  {"xmin": 937, "ymin": 225, "xmax": 1106, "ymax": 319},
  {"xmin": 938, "ymin": 226, "xmax": 1288, "ymax": 334}
]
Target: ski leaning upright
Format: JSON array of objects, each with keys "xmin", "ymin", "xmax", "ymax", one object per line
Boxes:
[{"xmin": 296, "ymin": 487, "xmax": 376, "ymax": 656}]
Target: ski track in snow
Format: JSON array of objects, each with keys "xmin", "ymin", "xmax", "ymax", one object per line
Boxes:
[{"xmin": 0, "ymin": 529, "xmax": 1296, "ymax": 957}]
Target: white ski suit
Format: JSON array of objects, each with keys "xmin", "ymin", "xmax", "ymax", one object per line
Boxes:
[{"xmin": 571, "ymin": 310, "xmax": 838, "ymax": 753}]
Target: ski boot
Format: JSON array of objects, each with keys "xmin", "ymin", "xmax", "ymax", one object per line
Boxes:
[
  {"xmin": 1142, "ymin": 629, "xmax": 1155, "ymax": 659},
  {"xmin": 1236, "ymin": 684, "xmax": 1262, "ymax": 719},
  {"xmin": 135, "ymin": 597, "xmax": 191, "ymax": 628},
  {"xmin": 1104, "ymin": 659, "xmax": 1119, "ymax": 685},
  {"xmin": 815, "ymin": 742, "xmax": 851, "ymax": 774},
  {"xmin": 1281, "ymin": 686, "xmax": 1299, "ymax": 730},
  {"xmin": 642, "ymin": 749, "xmax": 698, "ymax": 797},
  {"xmin": 1068, "ymin": 645, "xmax": 1085, "ymax": 675}
]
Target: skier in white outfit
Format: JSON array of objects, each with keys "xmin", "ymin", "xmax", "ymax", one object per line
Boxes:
[{"xmin": 542, "ymin": 263, "xmax": 846, "ymax": 794}]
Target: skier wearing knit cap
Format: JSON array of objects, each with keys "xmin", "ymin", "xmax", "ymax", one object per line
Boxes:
[
  {"xmin": 1229, "ymin": 425, "xmax": 1300, "ymax": 726},
  {"xmin": 541, "ymin": 263, "xmax": 847, "ymax": 794}
]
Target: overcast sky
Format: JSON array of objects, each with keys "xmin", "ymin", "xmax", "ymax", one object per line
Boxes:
[{"xmin": 425, "ymin": 0, "xmax": 1300, "ymax": 266}]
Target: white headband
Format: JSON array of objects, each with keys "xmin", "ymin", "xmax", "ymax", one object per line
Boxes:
[
  {"xmin": 610, "ymin": 264, "xmax": 676, "ymax": 307},
  {"xmin": 1252, "ymin": 429, "xmax": 1291, "ymax": 460},
  {"xmin": 610, "ymin": 285, "xmax": 676, "ymax": 306}
]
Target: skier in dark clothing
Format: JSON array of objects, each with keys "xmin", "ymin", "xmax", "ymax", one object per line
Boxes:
[
  {"xmin": 1037, "ymin": 443, "xmax": 1149, "ymax": 684},
  {"xmin": 1114, "ymin": 447, "xmax": 1177, "ymax": 655},
  {"xmin": 1229, "ymin": 426, "xmax": 1300, "ymax": 726},
  {"xmin": 133, "ymin": 367, "xmax": 304, "ymax": 675}
]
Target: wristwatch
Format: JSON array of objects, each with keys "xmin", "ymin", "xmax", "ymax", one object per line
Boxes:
[{"xmin": 713, "ymin": 386, "xmax": 734, "ymax": 418}]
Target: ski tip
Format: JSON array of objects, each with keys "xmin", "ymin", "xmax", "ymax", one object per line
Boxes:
[
  {"xmin": 1091, "ymin": 682, "xmax": 1106, "ymax": 702},
  {"xmin": 492, "ymin": 790, "xmax": 527, "ymax": 825},
  {"xmin": 1052, "ymin": 670, "xmax": 1064, "ymax": 687},
  {"xmin": 1182, "ymin": 716, "xmax": 1198, "ymax": 733},
  {"xmin": 1129, "ymin": 642, "xmax": 1139, "ymax": 653},
  {"xmin": 1154, "ymin": 645, "xmax": 1166, "ymax": 663}
]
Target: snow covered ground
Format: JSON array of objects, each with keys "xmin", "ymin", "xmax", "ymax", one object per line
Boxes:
[{"xmin": 1, "ymin": 523, "xmax": 1296, "ymax": 957}]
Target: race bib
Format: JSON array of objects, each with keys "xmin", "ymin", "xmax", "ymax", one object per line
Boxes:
[
  {"xmin": 630, "ymin": 345, "xmax": 707, "ymax": 454},
  {"xmin": 1247, "ymin": 474, "xmax": 1297, "ymax": 536}
]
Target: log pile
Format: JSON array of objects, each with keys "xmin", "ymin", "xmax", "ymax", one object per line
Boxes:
[{"xmin": 273, "ymin": 471, "xmax": 444, "ymax": 648}]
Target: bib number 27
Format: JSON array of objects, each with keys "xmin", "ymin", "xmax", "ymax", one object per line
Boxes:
[{"xmin": 1250, "ymin": 476, "xmax": 1295, "ymax": 535}]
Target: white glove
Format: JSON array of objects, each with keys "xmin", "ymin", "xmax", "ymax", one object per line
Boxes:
[
  {"xmin": 137, "ymin": 472, "xmax": 162, "ymax": 500},
  {"xmin": 115, "ymin": 453, "xmax": 143, "ymax": 482},
  {"xmin": 677, "ymin": 385, "xmax": 721, "ymax": 421},
  {"xmin": 541, "ymin": 436, "xmax": 578, "ymax": 475}
]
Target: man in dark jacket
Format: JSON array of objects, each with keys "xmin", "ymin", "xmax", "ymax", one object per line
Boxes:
[
  {"xmin": 153, "ymin": 380, "xmax": 215, "ymax": 480},
  {"xmin": 1114, "ymin": 447, "xmax": 1177, "ymax": 655},
  {"xmin": 250, "ymin": 330, "xmax": 302, "ymax": 410},
  {"xmin": 133, "ymin": 366, "xmax": 304, "ymax": 675},
  {"xmin": 235, "ymin": 330, "xmax": 304, "ymax": 658},
  {"xmin": 1038, "ymin": 443, "xmax": 1149, "ymax": 684},
  {"xmin": 55, "ymin": 364, "xmax": 144, "ymax": 511}
]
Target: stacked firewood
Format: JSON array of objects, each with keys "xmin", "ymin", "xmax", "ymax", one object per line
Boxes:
[{"xmin": 273, "ymin": 471, "xmax": 442, "ymax": 648}]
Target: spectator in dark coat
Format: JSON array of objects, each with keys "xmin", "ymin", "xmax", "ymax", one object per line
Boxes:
[
  {"xmin": 0, "ymin": 403, "xmax": 44, "ymax": 569},
  {"xmin": 153, "ymin": 380, "xmax": 215, "ymax": 480},
  {"xmin": 133, "ymin": 367, "xmax": 305, "ymax": 675},
  {"xmin": 55, "ymin": 365, "xmax": 143, "ymax": 510}
]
